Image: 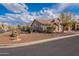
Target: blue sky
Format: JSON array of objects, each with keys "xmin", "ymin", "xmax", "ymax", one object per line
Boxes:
[
  {"xmin": 0, "ymin": 3, "xmax": 79, "ymax": 15},
  {"xmin": 0, "ymin": 3, "xmax": 79, "ymax": 25},
  {"xmin": 0, "ymin": 4, "xmax": 13, "ymax": 15},
  {"xmin": 0, "ymin": 3, "xmax": 57, "ymax": 15},
  {"xmin": 26, "ymin": 3, "xmax": 56, "ymax": 12}
]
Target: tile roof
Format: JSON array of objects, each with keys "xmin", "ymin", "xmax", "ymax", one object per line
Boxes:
[{"xmin": 37, "ymin": 20, "xmax": 52, "ymax": 25}]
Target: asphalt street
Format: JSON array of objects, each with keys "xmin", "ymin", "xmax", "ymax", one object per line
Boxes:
[{"xmin": 0, "ymin": 35, "xmax": 79, "ymax": 56}]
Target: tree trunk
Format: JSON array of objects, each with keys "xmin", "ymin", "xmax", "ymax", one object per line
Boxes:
[
  {"xmin": 68, "ymin": 26, "xmax": 71, "ymax": 31},
  {"xmin": 61, "ymin": 26, "xmax": 64, "ymax": 33},
  {"xmin": 75, "ymin": 24, "xmax": 77, "ymax": 30}
]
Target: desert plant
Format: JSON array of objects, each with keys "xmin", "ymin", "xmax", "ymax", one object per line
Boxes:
[
  {"xmin": 46, "ymin": 26, "xmax": 54, "ymax": 33},
  {"xmin": 26, "ymin": 26, "xmax": 32, "ymax": 33},
  {"xmin": 9, "ymin": 26, "xmax": 17, "ymax": 37},
  {"xmin": 59, "ymin": 13, "xmax": 66, "ymax": 32},
  {"xmin": 66, "ymin": 20, "xmax": 76, "ymax": 31},
  {"xmin": 0, "ymin": 25, "xmax": 3, "ymax": 30},
  {"xmin": 10, "ymin": 30, "xmax": 17, "ymax": 37},
  {"xmin": 17, "ymin": 24, "xmax": 22, "ymax": 30}
]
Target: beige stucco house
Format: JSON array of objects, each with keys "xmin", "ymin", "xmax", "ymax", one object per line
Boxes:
[
  {"xmin": 74, "ymin": 22, "xmax": 79, "ymax": 30},
  {"xmin": 31, "ymin": 18, "xmax": 79, "ymax": 33},
  {"xmin": 31, "ymin": 19, "xmax": 63, "ymax": 32}
]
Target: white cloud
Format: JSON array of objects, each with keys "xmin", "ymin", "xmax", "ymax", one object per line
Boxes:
[
  {"xmin": 37, "ymin": 3, "xmax": 79, "ymax": 20},
  {"xmin": 34, "ymin": 8, "xmax": 59, "ymax": 19},
  {"xmin": 74, "ymin": 15, "xmax": 79, "ymax": 20},
  {"xmin": 57, "ymin": 3, "xmax": 70, "ymax": 12},
  {"xmin": 1, "ymin": 3, "xmax": 79, "ymax": 25},
  {"xmin": 1, "ymin": 3, "xmax": 71, "ymax": 23},
  {"xmin": 20, "ymin": 13, "xmax": 34, "ymax": 22},
  {"xmin": 0, "ymin": 13, "xmax": 34, "ymax": 24},
  {"xmin": 57, "ymin": 3, "xmax": 79, "ymax": 12},
  {"xmin": 1, "ymin": 3, "xmax": 34, "ymax": 24},
  {"xmin": 2, "ymin": 3, "xmax": 28, "ymax": 13}
]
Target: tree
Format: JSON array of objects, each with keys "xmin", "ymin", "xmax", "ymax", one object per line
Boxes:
[
  {"xmin": 65, "ymin": 12, "xmax": 75, "ymax": 31},
  {"xmin": 17, "ymin": 24, "xmax": 22, "ymax": 30},
  {"xmin": 59, "ymin": 12, "xmax": 75, "ymax": 32},
  {"xmin": 67, "ymin": 20, "xmax": 76, "ymax": 31},
  {"xmin": 59, "ymin": 13, "xmax": 66, "ymax": 32}
]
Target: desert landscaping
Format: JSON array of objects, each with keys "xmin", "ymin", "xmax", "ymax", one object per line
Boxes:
[
  {"xmin": 0, "ymin": 31, "xmax": 74, "ymax": 44},
  {"xmin": 0, "ymin": 12, "xmax": 79, "ymax": 44}
]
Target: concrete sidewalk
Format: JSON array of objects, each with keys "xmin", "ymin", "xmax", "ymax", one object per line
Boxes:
[{"xmin": 0, "ymin": 33, "xmax": 79, "ymax": 48}]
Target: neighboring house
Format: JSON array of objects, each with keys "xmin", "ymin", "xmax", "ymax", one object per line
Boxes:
[
  {"xmin": 31, "ymin": 19, "xmax": 62, "ymax": 32},
  {"xmin": 74, "ymin": 22, "xmax": 79, "ymax": 30}
]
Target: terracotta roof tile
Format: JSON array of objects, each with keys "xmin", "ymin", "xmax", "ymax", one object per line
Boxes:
[{"xmin": 37, "ymin": 20, "xmax": 52, "ymax": 25}]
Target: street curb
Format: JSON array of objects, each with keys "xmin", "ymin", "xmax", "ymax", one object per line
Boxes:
[{"xmin": 0, "ymin": 33, "xmax": 79, "ymax": 48}]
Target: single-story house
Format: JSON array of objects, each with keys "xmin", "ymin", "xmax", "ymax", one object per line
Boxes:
[{"xmin": 31, "ymin": 19, "xmax": 62, "ymax": 32}]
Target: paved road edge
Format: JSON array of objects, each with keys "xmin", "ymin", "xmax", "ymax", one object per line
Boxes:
[{"xmin": 0, "ymin": 33, "xmax": 79, "ymax": 48}]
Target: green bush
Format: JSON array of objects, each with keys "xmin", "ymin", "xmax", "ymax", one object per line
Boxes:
[
  {"xmin": 26, "ymin": 26, "xmax": 32, "ymax": 33},
  {"xmin": 46, "ymin": 26, "xmax": 54, "ymax": 33}
]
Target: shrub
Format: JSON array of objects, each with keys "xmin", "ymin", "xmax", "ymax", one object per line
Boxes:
[
  {"xmin": 9, "ymin": 26, "xmax": 17, "ymax": 37},
  {"xmin": 26, "ymin": 26, "xmax": 32, "ymax": 33},
  {"xmin": 10, "ymin": 30, "xmax": 17, "ymax": 37},
  {"xmin": 46, "ymin": 26, "xmax": 54, "ymax": 33}
]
